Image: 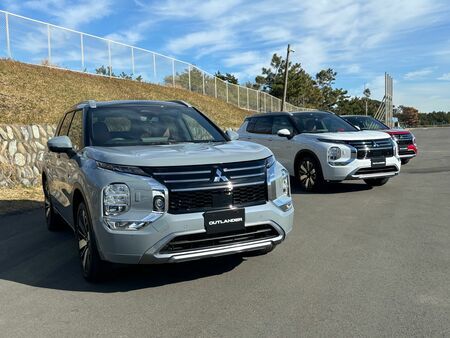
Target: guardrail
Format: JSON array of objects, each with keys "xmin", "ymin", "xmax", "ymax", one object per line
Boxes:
[{"xmin": 0, "ymin": 10, "xmax": 307, "ymax": 113}]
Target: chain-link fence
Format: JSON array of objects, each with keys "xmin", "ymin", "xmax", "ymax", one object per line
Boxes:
[{"xmin": 0, "ymin": 10, "xmax": 308, "ymax": 113}]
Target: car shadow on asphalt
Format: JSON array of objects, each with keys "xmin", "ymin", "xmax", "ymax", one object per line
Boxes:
[
  {"xmin": 0, "ymin": 207, "xmax": 245, "ymax": 293},
  {"xmin": 290, "ymin": 179, "xmax": 373, "ymax": 195}
]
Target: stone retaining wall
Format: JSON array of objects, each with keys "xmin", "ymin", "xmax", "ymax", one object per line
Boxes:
[{"xmin": 0, "ymin": 124, "xmax": 56, "ymax": 187}]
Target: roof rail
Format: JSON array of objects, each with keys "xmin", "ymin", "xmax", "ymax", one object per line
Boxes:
[
  {"xmin": 75, "ymin": 100, "xmax": 97, "ymax": 108},
  {"xmin": 168, "ymin": 100, "xmax": 192, "ymax": 107}
]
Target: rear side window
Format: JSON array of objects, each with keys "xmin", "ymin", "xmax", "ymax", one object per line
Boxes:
[
  {"xmin": 58, "ymin": 112, "xmax": 74, "ymax": 136},
  {"xmin": 67, "ymin": 110, "xmax": 84, "ymax": 151},
  {"xmin": 272, "ymin": 116, "xmax": 294, "ymax": 134},
  {"xmin": 247, "ymin": 117, "xmax": 272, "ymax": 134}
]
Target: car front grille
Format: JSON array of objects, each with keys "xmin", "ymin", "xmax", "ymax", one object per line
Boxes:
[
  {"xmin": 355, "ymin": 166, "xmax": 398, "ymax": 175},
  {"xmin": 346, "ymin": 139, "xmax": 394, "ymax": 159},
  {"xmin": 141, "ymin": 159, "xmax": 268, "ymax": 214},
  {"xmin": 159, "ymin": 223, "xmax": 280, "ymax": 254}
]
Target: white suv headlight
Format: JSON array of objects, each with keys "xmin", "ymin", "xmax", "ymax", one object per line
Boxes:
[
  {"xmin": 103, "ymin": 183, "xmax": 130, "ymax": 216},
  {"xmin": 328, "ymin": 146, "xmax": 342, "ymax": 161},
  {"xmin": 281, "ymin": 169, "xmax": 290, "ymax": 197}
]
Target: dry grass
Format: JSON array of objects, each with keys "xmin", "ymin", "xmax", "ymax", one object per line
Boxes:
[
  {"xmin": 0, "ymin": 186, "xmax": 43, "ymax": 215},
  {"xmin": 0, "ymin": 59, "xmax": 250, "ymax": 128}
]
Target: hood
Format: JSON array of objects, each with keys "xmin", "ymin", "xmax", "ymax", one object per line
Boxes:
[
  {"xmin": 298, "ymin": 130, "xmax": 391, "ymax": 141},
  {"xmin": 383, "ymin": 129, "xmax": 411, "ymax": 136},
  {"xmin": 84, "ymin": 140, "xmax": 273, "ymax": 167}
]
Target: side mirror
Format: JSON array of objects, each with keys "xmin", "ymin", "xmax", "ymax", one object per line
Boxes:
[
  {"xmin": 277, "ymin": 128, "xmax": 292, "ymax": 138},
  {"xmin": 226, "ymin": 129, "xmax": 239, "ymax": 141},
  {"xmin": 47, "ymin": 136, "xmax": 73, "ymax": 154}
]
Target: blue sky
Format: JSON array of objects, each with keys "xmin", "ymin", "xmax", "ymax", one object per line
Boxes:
[{"xmin": 1, "ymin": 0, "xmax": 450, "ymax": 112}]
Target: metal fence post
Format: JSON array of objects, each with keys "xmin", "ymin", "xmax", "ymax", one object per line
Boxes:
[
  {"xmin": 202, "ymin": 71, "xmax": 205, "ymax": 95},
  {"xmin": 108, "ymin": 40, "xmax": 112, "ymax": 77},
  {"xmin": 256, "ymin": 91, "xmax": 259, "ymax": 112},
  {"xmin": 237, "ymin": 85, "xmax": 240, "ymax": 107},
  {"xmin": 131, "ymin": 47, "xmax": 135, "ymax": 76},
  {"xmin": 152, "ymin": 53, "xmax": 156, "ymax": 81},
  {"xmin": 80, "ymin": 33, "xmax": 84, "ymax": 71},
  {"xmin": 246, "ymin": 87, "xmax": 249, "ymax": 110},
  {"xmin": 172, "ymin": 59, "xmax": 175, "ymax": 87},
  {"xmin": 5, "ymin": 12, "xmax": 11, "ymax": 58},
  {"xmin": 188, "ymin": 65, "xmax": 191, "ymax": 91},
  {"xmin": 214, "ymin": 77, "xmax": 217, "ymax": 98},
  {"xmin": 47, "ymin": 24, "xmax": 51, "ymax": 65},
  {"xmin": 226, "ymin": 82, "xmax": 229, "ymax": 103}
]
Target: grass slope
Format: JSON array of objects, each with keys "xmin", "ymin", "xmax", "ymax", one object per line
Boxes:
[{"xmin": 0, "ymin": 60, "xmax": 250, "ymax": 128}]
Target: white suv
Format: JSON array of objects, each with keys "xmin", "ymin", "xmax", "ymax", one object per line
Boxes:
[{"xmin": 238, "ymin": 111, "xmax": 401, "ymax": 191}]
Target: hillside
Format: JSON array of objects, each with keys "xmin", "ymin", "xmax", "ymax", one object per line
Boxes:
[{"xmin": 0, "ymin": 60, "xmax": 250, "ymax": 128}]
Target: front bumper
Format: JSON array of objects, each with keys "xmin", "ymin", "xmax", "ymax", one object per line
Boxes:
[
  {"xmin": 93, "ymin": 202, "xmax": 294, "ymax": 264},
  {"xmin": 321, "ymin": 156, "xmax": 401, "ymax": 181}
]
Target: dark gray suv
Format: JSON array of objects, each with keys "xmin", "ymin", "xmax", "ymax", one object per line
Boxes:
[{"xmin": 43, "ymin": 100, "xmax": 293, "ymax": 281}]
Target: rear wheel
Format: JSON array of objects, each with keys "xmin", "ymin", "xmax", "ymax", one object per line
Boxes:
[
  {"xmin": 401, "ymin": 158, "xmax": 410, "ymax": 165},
  {"xmin": 364, "ymin": 177, "xmax": 389, "ymax": 187},
  {"xmin": 76, "ymin": 202, "xmax": 108, "ymax": 282},
  {"xmin": 296, "ymin": 156, "xmax": 324, "ymax": 192},
  {"xmin": 43, "ymin": 179, "xmax": 63, "ymax": 231}
]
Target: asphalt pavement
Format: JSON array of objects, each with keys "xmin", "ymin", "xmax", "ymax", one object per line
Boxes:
[{"xmin": 1, "ymin": 127, "xmax": 449, "ymax": 337}]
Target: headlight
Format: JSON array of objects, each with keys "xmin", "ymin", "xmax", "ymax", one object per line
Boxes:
[
  {"xmin": 103, "ymin": 183, "xmax": 130, "ymax": 216},
  {"xmin": 266, "ymin": 155, "xmax": 275, "ymax": 168},
  {"xmin": 281, "ymin": 169, "xmax": 290, "ymax": 197},
  {"xmin": 96, "ymin": 161, "xmax": 149, "ymax": 176},
  {"xmin": 328, "ymin": 147, "xmax": 342, "ymax": 161}
]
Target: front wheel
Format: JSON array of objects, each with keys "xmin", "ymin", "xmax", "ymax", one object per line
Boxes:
[
  {"xmin": 43, "ymin": 179, "xmax": 63, "ymax": 231},
  {"xmin": 75, "ymin": 202, "xmax": 109, "ymax": 282},
  {"xmin": 295, "ymin": 156, "xmax": 324, "ymax": 192},
  {"xmin": 364, "ymin": 177, "xmax": 389, "ymax": 187},
  {"xmin": 401, "ymin": 158, "xmax": 410, "ymax": 165}
]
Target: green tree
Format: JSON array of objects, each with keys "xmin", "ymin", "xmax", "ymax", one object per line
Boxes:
[{"xmin": 215, "ymin": 71, "xmax": 239, "ymax": 84}]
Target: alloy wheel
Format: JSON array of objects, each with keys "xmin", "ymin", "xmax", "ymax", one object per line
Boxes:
[
  {"xmin": 298, "ymin": 160, "xmax": 317, "ymax": 190},
  {"xmin": 77, "ymin": 207, "xmax": 91, "ymax": 274}
]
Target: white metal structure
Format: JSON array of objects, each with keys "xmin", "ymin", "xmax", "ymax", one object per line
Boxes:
[
  {"xmin": 374, "ymin": 73, "xmax": 394, "ymax": 127},
  {"xmin": 237, "ymin": 111, "xmax": 401, "ymax": 191},
  {"xmin": 0, "ymin": 10, "xmax": 304, "ymax": 113}
]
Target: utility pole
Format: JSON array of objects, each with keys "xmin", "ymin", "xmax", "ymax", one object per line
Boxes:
[{"xmin": 281, "ymin": 44, "xmax": 294, "ymax": 111}]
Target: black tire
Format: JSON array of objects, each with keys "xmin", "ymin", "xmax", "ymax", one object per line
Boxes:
[
  {"xmin": 43, "ymin": 179, "xmax": 63, "ymax": 231},
  {"xmin": 295, "ymin": 155, "xmax": 324, "ymax": 192},
  {"xmin": 75, "ymin": 202, "xmax": 109, "ymax": 282},
  {"xmin": 401, "ymin": 158, "xmax": 410, "ymax": 165},
  {"xmin": 363, "ymin": 177, "xmax": 389, "ymax": 187}
]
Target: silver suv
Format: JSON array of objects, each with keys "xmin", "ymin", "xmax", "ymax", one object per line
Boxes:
[{"xmin": 43, "ymin": 100, "xmax": 293, "ymax": 281}]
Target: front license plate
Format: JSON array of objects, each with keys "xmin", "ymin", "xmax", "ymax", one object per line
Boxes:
[
  {"xmin": 371, "ymin": 157, "xmax": 386, "ymax": 168},
  {"xmin": 204, "ymin": 208, "xmax": 245, "ymax": 234}
]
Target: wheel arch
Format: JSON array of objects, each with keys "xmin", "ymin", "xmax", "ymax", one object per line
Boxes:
[{"xmin": 294, "ymin": 149, "xmax": 322, "ymax": 173}]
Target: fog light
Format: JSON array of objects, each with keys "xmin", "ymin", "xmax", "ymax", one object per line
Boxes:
[{"xmin": 153, "ymin": 195, "xmax": 165, "ymax": 212}]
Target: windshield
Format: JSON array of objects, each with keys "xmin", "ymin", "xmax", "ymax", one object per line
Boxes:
[
  {"xmin": 292, "ymin": 112, "xmax": 358, "ymax": 133},
  {"xmin": 343, "ymin": 116, "xmax": 388, "ymax": 131},
  {"xmin": 89, "ymin": 105, "xmax": 226, "ymax": 147}
]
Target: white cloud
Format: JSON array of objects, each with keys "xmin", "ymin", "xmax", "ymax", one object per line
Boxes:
[
  {"xmin": 404, "ymin": 67, "xmax": 435, "ymax": 80},
  {"xmin": 166, "ymin": 30, "xmax": 235, "ymax": 55},
  {"xmin": 437, "ymin": 72, "xmax": 450, "ymax": 81},
  {"xmin": 224, "ymin": 52, "xmax": 263, "ymax": 67},
  {"xmin": 18, "ymin": 0, "xmax": 113, "ymax": 29}
]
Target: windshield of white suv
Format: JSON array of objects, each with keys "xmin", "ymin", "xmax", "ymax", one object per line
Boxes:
[
  {"xmin": 292, "ymin": 112, "xmax": 358, "ymax": 133},
  {"xmin": 342, "ymin": 116, "xmax": 389, "ymax": 131},
  {"xmin": 89, "ymin": 105, "xmax": 227, "ymax": 146}
]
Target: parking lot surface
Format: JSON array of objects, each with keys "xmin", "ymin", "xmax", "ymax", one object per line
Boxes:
[{"xmin": 1, "ymin": 128, "xmax": 449, "ymax": 337}]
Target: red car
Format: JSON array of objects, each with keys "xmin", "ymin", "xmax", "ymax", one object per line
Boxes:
[{"xmin": 342, "ymin": 115, "xmax": 417, "ymax": 165}]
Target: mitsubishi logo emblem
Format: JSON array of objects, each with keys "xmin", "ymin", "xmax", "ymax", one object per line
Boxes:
[
  {"xmin": 213, "ymin": 168, "xmax": 229, "ymax": 182},
  {"xmin": 373, "ymin": 141, "xmax": 379, "ymax": 148}
]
